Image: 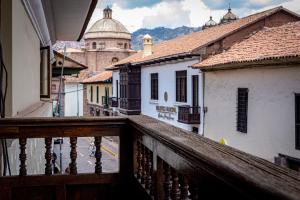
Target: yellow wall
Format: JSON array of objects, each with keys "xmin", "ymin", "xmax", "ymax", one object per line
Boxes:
[{"xmin": 87, "ymin": 83, "xmax": 112, "ymax": 106}]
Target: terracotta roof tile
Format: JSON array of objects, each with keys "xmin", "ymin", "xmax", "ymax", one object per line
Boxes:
[
  {"xmin": 193, "ymin": 22, "xmax": 300, "ymax": 69},
  {"xmin": 107, "ymin": 6, "xmax": 295, "ymax": 69},
  {"xmin": 82, "ymin": 71, "xmax": 112, "ymax": 83}
]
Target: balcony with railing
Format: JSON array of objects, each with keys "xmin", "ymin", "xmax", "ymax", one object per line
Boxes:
[
  {"xmin": 178, "ymin": 106, "xmax": 201, "ymax": 124},
  {"xmin": 0, "ymin": 116, "xmax": 299, "ymax": 200},
  {"xmin": 109, "ymin": 97, "xmax": 119, "ymax": 108}
]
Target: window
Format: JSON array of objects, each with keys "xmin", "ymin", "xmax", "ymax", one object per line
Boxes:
[
  {"xmin": 296, "ymin": 94, "xmax": 300, "ymax": 150},
  {"xmin": 112, "ymin": 57, "xmax": 119, "ymax": 64},
  {"xmin": 176, "ymin": 70, "xmax": 187, "ymax": 102},
  {"xmin": 96, "ymin": 86, "xmax": 99, "ymax": 103},
  {"xmin": 40, "ymin": 46, "xmax": 51, "ymax": 98},
  {"xmin": 237, "ymin": 88, "xmax": 248, "ymax": 133},
  {"xmin": 90, "ymin": 86, "xmax": 93, "ymax": 102},
  {"xmin": 124, "ymin": 43, "xmax": 128, "ymax": 49},
  {"xmin": 151, "ymin": 73, "xmax": 158, "ymax": 100},
  {"xmin": 92, "ymin": 42, "xmax": 97, "ymax": 49}
]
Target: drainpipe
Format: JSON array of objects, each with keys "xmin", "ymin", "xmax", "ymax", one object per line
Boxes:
[{"xmin": 199, "ymin": 70, "xmax": 205, "ymax": 136}]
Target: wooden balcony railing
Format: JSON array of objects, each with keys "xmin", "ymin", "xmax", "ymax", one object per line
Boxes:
[
  {"xmin": 109, "ymin": 97, "xmax": 118, "ymax": 108},
  {"xmin": 178, "ymin": 106, "xmax": 200, "ymax": 124},
  {"xmin": 0, "ymin": 116, "xmax": 300, "ymax": 200}
]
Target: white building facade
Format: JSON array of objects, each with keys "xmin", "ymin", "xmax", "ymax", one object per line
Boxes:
[
  {"xmin": 65, "ymin": 83, "xmax": 83, "ymax": 116},
  {"xmin": 140, "ymin": 59, "xmax": 203, "ymax": 132},
  {"xmin": 192, "ymin": 21, "xmax": 300, "ymax": 168},
  {"xmin": 203, "ymin": 66, "xmax": 300, "ymax": 162}
]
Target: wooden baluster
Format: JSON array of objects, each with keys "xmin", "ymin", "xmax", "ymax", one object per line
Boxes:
[
  {"xmin": 149, "ymin": 151, "xmax": 154, "ymax": 197},
  {"xmin": 189, "ymin": 185, "xmax": 199, "ymax": 200},
  {"xmin": 69, "ymin": 137, "xmax": 77, "ymax": 175},
  {"xmin": 45, "ymin": 137, "xmax": 52, "ymax": 175},
  {"xmin": 141, "ymin": 144, "xmax": 146, "ymax": 184},
  {"xmin": 19, "ymin": 138, "xmax": 27, "ymax": 176},
  {"xmin": 136, "ymin": 140, "xmax": 142, "ymax": 181},
  {"xmin": 163, "ymin": 163, "xmax": 172, "ymax": 200},
  {"xmin": 180, "ymin": 176, "xmax": 189, "ymax": 200},
  {"xmin": 94, "ymin": 136, "xmax": 102, "ymax": 174},
  {"xmin": 145, "ymin": 148, "xmax": 152, "ymax": 191},
  {"xmin": 171, "ymin": 168, "xmax": 180, "ymax": 200}
]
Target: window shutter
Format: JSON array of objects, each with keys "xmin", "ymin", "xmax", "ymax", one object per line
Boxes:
[{"xmin": 237, "ymin": 88, "xmax": 248, "ymax": 133}]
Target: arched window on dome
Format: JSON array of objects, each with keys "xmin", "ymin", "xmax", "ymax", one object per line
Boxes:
[
  {"xmin": 124, "ymin": 43, "xmax": 128, "ymax": 49},
  {"xmin": 112, "ymin": 57, "xmax": 119, "ymax": 64},
  {"xmin": 92, "ymin": 42, "xmax": 97, "ymax": 49}
]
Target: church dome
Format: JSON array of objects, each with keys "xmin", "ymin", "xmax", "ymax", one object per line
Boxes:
[
  {"xmin": 85, "ymin": 7, "xmax": 131, "ymax": 40},
  {"xmin": 202, "ymin": 16, "xmax": 217, "ymax": 30},
  {"xmin": 220, "ymin": 5, "xmax": 238, "ymax": 24}
]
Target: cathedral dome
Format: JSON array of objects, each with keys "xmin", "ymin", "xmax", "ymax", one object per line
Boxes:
[
  {"xmin": 85, "ymin": 7, "xmax": 131, "ymax": 40},
  {"xmin": 220, "ymin": 5, "xmax": 238, "ymax": 24},
  {"xmin": 202, "ymin": 16, "xmax": 217, "ymax": 30}
]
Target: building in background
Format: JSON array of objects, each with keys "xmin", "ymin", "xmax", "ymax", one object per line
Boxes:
[
  {"xmin": 51, "ymin": 51, "xmax": 87, "ymax": 117},
  {"xmin": 82, "ymin": 71, "xmax": 113, "ymax": 116},
  {"xmin": 0, "ymin": 0, "xmax": 97, "ymax": 175},
  {"xmin": 65, "ymin": 7, "xmax": 136, "ymax": 73},
  {"xmin": 107, "ymin": 6, "xmax": 300, "ymax": 134},
  {"xmin": 193, "ymin": 22, "xmax": 300, "ymax": 169}
]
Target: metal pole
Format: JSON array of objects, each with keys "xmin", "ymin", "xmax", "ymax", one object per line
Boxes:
[{"xmin": 77, "ymin": 83, "xmax": 79, "ymax": 116}]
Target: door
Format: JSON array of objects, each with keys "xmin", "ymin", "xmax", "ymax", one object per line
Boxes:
[{"xmin": 192, "ymin": 75, "xmax": 199, "ymax": 107}]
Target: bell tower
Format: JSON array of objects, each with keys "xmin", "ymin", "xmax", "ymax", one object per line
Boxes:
[{"xmin": 103, "ymin": 6, "xmax": 112, "ymax": 19}]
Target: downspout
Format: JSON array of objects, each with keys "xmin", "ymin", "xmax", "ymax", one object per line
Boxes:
[{"xmin": 199, "ymin": 70, "xmax": 205, "ymax": 136}]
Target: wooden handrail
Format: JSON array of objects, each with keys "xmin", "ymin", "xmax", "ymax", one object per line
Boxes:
[
  {"xmin": 129, "ymin": 115, "xmax": 300, "ymax": 200},
  {"xmin": 0, "ymin": 117, "xmax": 127, "ymax": 138}
]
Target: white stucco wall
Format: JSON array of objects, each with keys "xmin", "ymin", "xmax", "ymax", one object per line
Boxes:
[
  {"xmin": 11, "ymin": 0, "xmax": 41, "ymax": 116},
  {"xmin": 140, "ymin": 59, "xmax": 203, "ymax": 132},
  {"xmin": 204, "ymin": 66, "xmax": 300, "ymax": 162},
  {"xmin": 65, "ymin": 83, "xmax": 83, "ymax": 116},
  {"xmin": 0, "ymin": 1, "xmax": 52, "ymax": 175}
]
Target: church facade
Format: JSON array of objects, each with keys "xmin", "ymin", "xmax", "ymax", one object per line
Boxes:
[{"xmin": 68, "ymin": 7, "xmax": 136, "ymax": 73}]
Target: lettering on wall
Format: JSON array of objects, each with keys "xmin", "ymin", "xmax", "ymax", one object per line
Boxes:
[{"xmin": 156, "ymin": 106, "xmax": 176, "ymax": 120}]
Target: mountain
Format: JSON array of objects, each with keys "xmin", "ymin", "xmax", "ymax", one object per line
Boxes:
[
  {"xmin": 53, "ymin": 26, "xmax": 201, "ymax": 51},
  {"xmin": 131, "ymin": 26, "xmax": 201, "ymax": 50}
]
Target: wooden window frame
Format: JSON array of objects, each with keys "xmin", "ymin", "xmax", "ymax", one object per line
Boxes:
[
  {"xmin": 296, "ymin": 94, "xmax": 300, "ymax": 150},
  {"xmin": 90, "ymin": 86, "xmax": 93, "ymax": 103},
  {"xmin": 40, "ymin": 46, "xmax": 51, "ymax": 99},
  {"xmin": 96, "ymin": 86, "xmax": 99, "ymax": 104},
  {"xmin": 176, "ymin": 70, "xmax": 187, "ymax": 103},
  {"xmin": 237, "ymin": 88, "xmax": 248, "ymax": 133},
  {"xmin": 150, "ymin": 73, "xmax": 158, "ymax": 100}
]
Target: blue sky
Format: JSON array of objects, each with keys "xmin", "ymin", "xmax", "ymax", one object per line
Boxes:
[{"xmin": 88, "ymin": 0, "xmax": 300, "ymax": 32}]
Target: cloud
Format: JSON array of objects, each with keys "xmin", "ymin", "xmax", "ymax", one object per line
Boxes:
[
  {"xmin": 142, "ymin": 1, "xmax": 191, "ymax": 28},
  {"xmin": 99, "ymin": 0, "xmax": 183, "ymax": 9},
  {"xmin": 89, "ymin": 0, "xmax": 300, "ymax": 32},
  {"xmin": 202, "ymin": 0, "xmax": 290, "ymax": 10}
]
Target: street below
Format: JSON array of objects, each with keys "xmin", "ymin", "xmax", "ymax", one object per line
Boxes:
[{"xmin": 53, "ymin": 136, "xmax": 119, "ymax": 173}]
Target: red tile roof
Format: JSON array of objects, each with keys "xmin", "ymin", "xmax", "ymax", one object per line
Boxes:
[
  {"xmin": 82, "ymin": 71, "xmax": 112, "ymax": 84},
  {"xmin": 107, "ymin": 6, "xmax": 299, "ymax": 69},
  {"xmin": 193, "ymin": 22, "xmax": 300, "ymax": 70}
]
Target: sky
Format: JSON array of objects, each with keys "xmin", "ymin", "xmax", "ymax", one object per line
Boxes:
[{"xmin": 87, "ymin": 0, "xmax": 300, "ymax": 32}]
